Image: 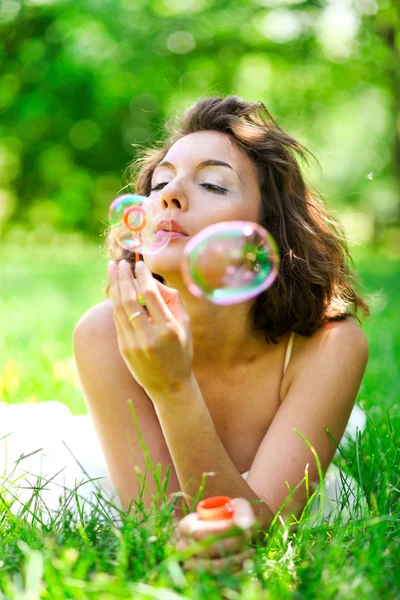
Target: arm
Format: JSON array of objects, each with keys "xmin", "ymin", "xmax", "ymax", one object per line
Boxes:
[
  {"xmin": 149, "ymin": 318, "xmax": 368, "ymax": 530},
  {"xmin": 246, "ymin": 319, "xmax": 368, "ymax": 522},
  {"xmin": 152, "ymin": 377, "xmax": 274, "ymax": 528},
  {"xmin": 72, "ymin": 300, "xmax": 182, "ymax": 512}
]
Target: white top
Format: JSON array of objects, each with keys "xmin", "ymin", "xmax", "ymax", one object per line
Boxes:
[{"xmin": 283, "ymin": 331, "xmax": 296, "ymax": 376}]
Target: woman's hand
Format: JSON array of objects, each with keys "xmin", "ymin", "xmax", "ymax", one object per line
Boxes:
[
  {"xmin": 108, "ymin": 259, "xmax": 193, "ymax": 396},
  {"xmin": 173, "ymin": 498, "xmax": 257, "ymax": 574}
]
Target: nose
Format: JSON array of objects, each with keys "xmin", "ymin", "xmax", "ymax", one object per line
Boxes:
[{"xmin": 159, "ymin": 179, "xmax": 188, "ymax": 212}]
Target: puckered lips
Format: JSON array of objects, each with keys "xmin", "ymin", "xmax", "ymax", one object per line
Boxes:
[{"xmin": 155, "ymin": 219, "xmax": 189, "ymax": 239}]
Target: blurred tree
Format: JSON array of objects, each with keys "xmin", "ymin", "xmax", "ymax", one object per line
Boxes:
[
  {"xmin": 0, "ymin": 0, "xmax": 398, "ymax": 244},
  {"xmin": 369, "ymin": 0, "xmax": 400, "ymax": 242}
]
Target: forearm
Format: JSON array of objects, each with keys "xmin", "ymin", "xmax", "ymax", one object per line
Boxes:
[{"xmin": 150, "ymin": 374, "xmax": 273, "ymax": 530}]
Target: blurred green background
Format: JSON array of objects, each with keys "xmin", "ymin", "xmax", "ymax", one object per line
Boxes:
[
  {"xmin": 0, "ymin": 0, "xmax": 399, "ymax": 412},
  {"xmin": 1, "ymin": 0, "xmax": 399, "ymax": 246}
]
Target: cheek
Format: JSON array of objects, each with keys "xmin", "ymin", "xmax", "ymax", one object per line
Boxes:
[
  {"xmin": 204, "ymin": 197, "xmax": 259, "ymax": 225},
  {"xmin": 236, "ymin": 202, "xmax": 259, "ymax": 222}
]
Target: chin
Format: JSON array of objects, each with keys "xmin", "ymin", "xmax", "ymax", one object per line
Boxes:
[{"xmin": 144, "ymin": 247, "xmax": 183, "ymax": 278}]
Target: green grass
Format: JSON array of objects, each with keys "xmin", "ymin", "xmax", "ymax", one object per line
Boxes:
[{"xmin": 0, "ymin": 232, "xmax": 399, "ymax": 598}]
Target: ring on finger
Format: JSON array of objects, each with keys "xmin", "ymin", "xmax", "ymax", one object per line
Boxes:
[{"xmin": 128, "ymin": 310, "xmax": 146, "ymax": 322}]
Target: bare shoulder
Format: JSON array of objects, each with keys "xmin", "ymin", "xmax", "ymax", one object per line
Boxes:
[
  {"xmin": 73, "ymin": 299, "xmax": 146, "ymax": 398},
  {"xmin": 286, "ymin": 317, "xmax": 369, "ymax": 386},
  {"xmin": 73, "ymin": 299, "xmax": 115, "ymax": 342},
  {"xmin": 304, "ymin": 317, "xmax": 368, "ymax": 349}
]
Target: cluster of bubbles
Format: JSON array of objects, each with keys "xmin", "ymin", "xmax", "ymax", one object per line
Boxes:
[
  {"xmin": 108, "ymin": 194, "xmax": 280, "ymax": 306},
  {"xmin": 108, "ymin": 194, "xmax": 172, "ymax": 255}
]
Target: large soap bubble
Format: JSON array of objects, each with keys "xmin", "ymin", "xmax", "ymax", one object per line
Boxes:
[
  {"xmin": 181, "ymin": 221, "xmax": 279, "ymax": 305},
  {"xmin": 108, "ymin": 194, "xmax": 172, "ymax": 255}
]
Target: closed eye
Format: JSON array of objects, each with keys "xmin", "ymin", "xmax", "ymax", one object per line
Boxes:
[
  {"xmin": 150, "ymin": 182, "xmax": 228, "ymax": 194},
  {"xmin": 150, "ymin": 182, "xmax": 169, "ymax": 192},
  {"xmin": 201, "ymin": 183, "xmax": 228, "ymax": 194}
]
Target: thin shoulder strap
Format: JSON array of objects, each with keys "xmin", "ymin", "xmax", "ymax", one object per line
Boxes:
[{"xmin": 283, "ymin": 331, "xmax": 296, "ymax": 376}]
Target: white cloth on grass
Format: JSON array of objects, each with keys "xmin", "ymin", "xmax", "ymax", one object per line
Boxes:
[{"xmin": 0, "ymin": 402, "xmax": 122, "ymax": 524}]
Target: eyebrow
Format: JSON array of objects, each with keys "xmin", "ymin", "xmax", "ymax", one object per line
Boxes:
[{"xmin": 155, "ymin": 159, "xmax": 236, "ymax": 173}]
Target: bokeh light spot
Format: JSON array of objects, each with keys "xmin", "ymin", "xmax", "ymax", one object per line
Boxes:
[
  {"xmin": 167, "ymin": 31, "xmax": 195, "ymax": 54},
  {"xmin": 0, "ymin": 0, "xmax": 20, "ymax": 23},
  {"xmin": 69, "ymin": 120, "xmax": 101, "ymax": 150}
]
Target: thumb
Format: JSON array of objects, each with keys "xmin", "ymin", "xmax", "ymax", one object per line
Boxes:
[
  {"xmin": 155, "ymin": 280, "xmax": 189, "ymax": 322},
  {"xmin": 154, "ymin": 279, "xmax": 177, "ymax": 305},
  {"xmin": 230, "ymin": 498, "xmax": 257, "ymax": 531}
]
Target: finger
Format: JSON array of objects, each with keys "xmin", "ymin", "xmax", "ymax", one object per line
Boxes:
[
  {"xmin": 108, "ymin": 262, "xmax": 136, "ymax": 353},
  {"xmin": 108, "ymin": 260, "xmax": 122, "ymax": 316},
  {"xmin": 182, "ymin": 521, "xmax": 250, "ymax": 559},
  {"xmin": 175, "ymin": 524, "xmax": 245, "ymax": 559},
  {"xmin": 189, "ymin": 533, "xmax": 247, "ymax": 559},
  {"xmin": 154, "ymin": 279, "xmax": 177, "ymax": 305},
  {"xmin": 178, "ymin": 513, "xmax": 236, "ymax": 540},
  {"xmin": 230, "ymin": 497, "xmax": 257, "ymax": 533},
  {"xmin": 134, "ymin": 261, "xmax": 175, "ymax": 326},
  {"xmin": 176, "ymin": 536, "xmax": 188, "ymax": 552},
  {"xmin": 155, "ymin": 280, "xmax": 188, "ymax": 322},
  {"xmin": 108, "ymin": 261, "xmax": 131, "ymax": 332},
  {"xmin": 182, "ymin": 546, "xmax": 255, "ymax": 574},
  {"xmin": 117, "ymin": 260, "xmax": 149, "ymax": 330}
]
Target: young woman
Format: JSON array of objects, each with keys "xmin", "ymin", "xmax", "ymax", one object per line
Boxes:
[{"xmin": 73, "ymin": 96, "xmax": 369, "ymax": 571}]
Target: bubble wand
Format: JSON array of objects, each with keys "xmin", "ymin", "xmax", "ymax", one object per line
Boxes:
[
  {"xmin": 108, "ymin": 195, "xmax": 166, "ymax": 307},
  {"xmin": 121, "ymin": 204, "xmax": 147, "ymax": 304}
]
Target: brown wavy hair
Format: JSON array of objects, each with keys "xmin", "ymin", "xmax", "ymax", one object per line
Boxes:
[{"xmin": 104, "ymin": 95, "xmax": 369, "ymax": 343}]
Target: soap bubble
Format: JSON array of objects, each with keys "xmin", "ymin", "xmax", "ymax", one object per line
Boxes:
[
  {"xmin": 108, "ymin": 194, "xmax": 172, "ymax": 255},
  {"xmin": 108, "ymin": 194, "xmax": 139, "ymax": 227},
  {"xmin": 181, "ymin": 221, "xmax": 279, "ymax": 305}
]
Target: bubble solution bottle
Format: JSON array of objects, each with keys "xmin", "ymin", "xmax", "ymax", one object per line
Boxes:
[{"xmin": 196, "ymin": 496, "xmax": 235, "ymax": 521}]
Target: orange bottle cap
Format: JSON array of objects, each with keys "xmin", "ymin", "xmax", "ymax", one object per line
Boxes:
[{"xmin": 196, "ymin": 496, "xmax": 235, "ymax": 521}]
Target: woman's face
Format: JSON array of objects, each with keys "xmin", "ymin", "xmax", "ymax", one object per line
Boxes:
[{"xmin": 143, "ymin": 130, "xmax": 262, "ymax": 276}]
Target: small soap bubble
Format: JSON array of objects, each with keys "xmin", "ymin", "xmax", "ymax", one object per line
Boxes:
[
  {"xmin": 123, "ymin": 204, "xmax": 147, "ymax": 232},
  {"xmin": 366, "ymin": 172, "xmax": 374, "ymax": 180},
  {"xmin": 181, "ymin": 221, "xmax": 279, "ymax": 305},
  {"xmin": 108, "ymin": 193, "xmax": 172, "ymax": 255},
  {"xmin": 108, "ymin": 194, "xmax": 141, "ymax": 227}
]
